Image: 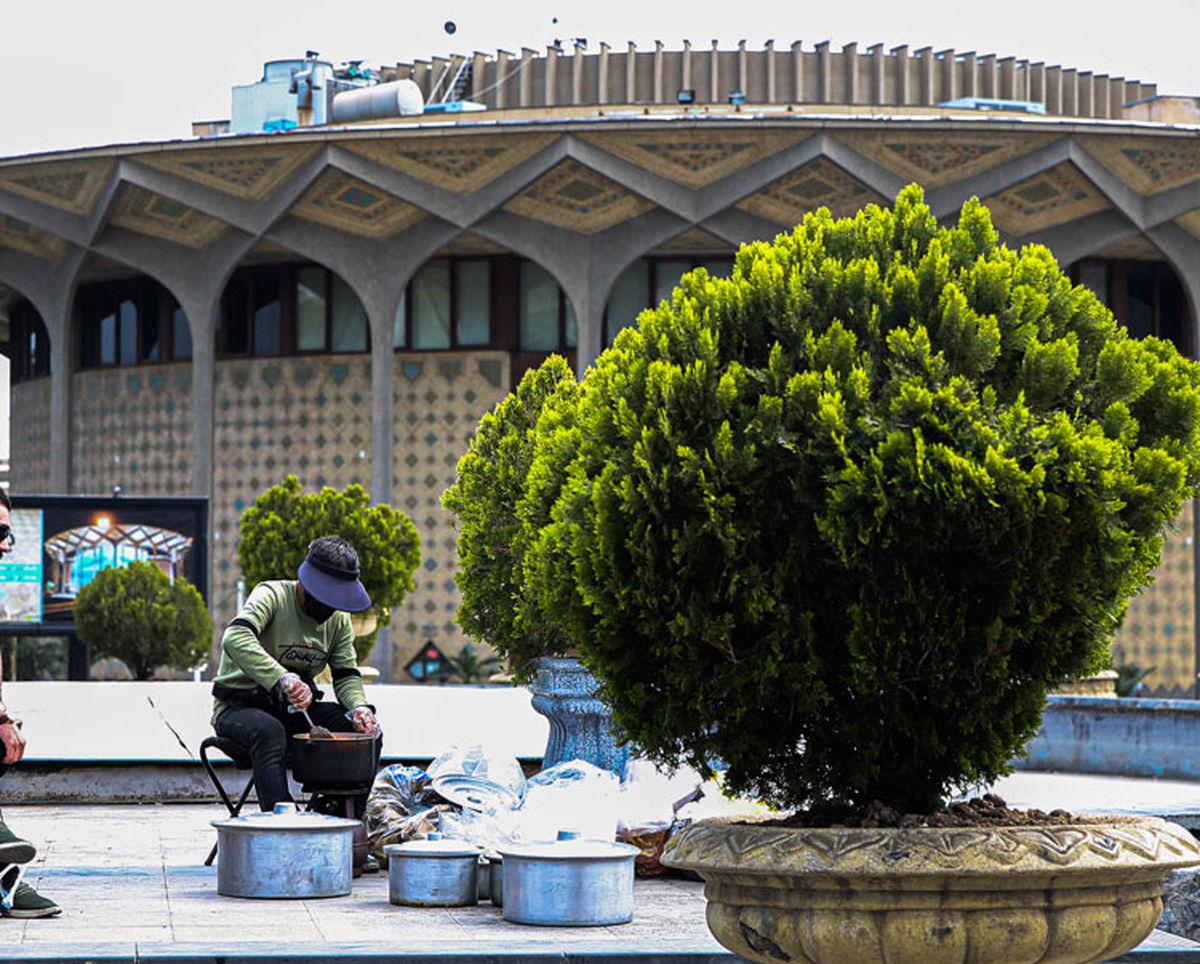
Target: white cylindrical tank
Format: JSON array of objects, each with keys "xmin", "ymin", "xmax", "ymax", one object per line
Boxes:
[{"xmin": 331, "ymin": 80, "xmax": 425, "ymax": 123}]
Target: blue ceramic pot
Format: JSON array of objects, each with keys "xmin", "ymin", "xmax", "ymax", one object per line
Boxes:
[{"xmin": 528, "ymin": 657, "xmax": 630, "ymax": 775}]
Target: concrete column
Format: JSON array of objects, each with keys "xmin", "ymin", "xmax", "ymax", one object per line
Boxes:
[
  {"xmin": 471, "ymin": 51, "xmax": 487, "ymax": 102},
  {"xmin": 1062, "ymin": 68, "xmax": 1078, "ymax": 115},
  {"xmin": 938, "ymin": 49, "xmax": 956, "ymax": 103},
  {"xmin": 1078, "ymin": 71, "xmax": 1094, "ymax": 117},
  {"xmin": 572, "ymin": 44, "xmax": 585, "ymax": 103},
  {"xmin": 892, "ymin": 45, "xmax": 909, "ymax": 105},
  {"xmin": 1030, "ymin": 62, "xmax": 1046, "ymax": 105},
  {"xmin": 868, "ymin": 44, "xmax": 885, "ymax": 104},
  {"xmin": 979, "ymin": 54, "xmax": 996, "ymax": 98},
  {"xmin": 519, "ymin": 48, "xmax": 534, "ymax": 106},
  {"xmin": 916, "ymin": 47, "xmax": 934, "ymax": 104},
  {"xmin": 737, "ymin": 39, "xmax": 748, "ymax": 98},
  {"xmin": 597, "ymin": 42, "xmax": 610, "ymax": 104},
  {"xmin": 1045, "ymin": 66, "xmax": 1063, "ymax": 115},
  {"xmin": 791, "ymin": 41, "xmax": 804, "ymax": 101},
  {"xmin": 369, "ymin": 307, "xmax": 394, "ymax": 509},
  {"xmin": 681, "ymin": 40, "xmax": 692, "ymax": 97},
  {"xmin": 626, "ymin": 42, "xmax": 637, "ymax": 102},
  {"xmin": 961, "ymin": 51, "xmax": 977, "ymax": 98},
  {"xmin": 653, "ymin": 41, "xmax": 664, "ymax": 103},
  {"xmin": 815, "ymin": 41, "xmax": 831, "ymax": 102},
  {"xmin": 998, "ymin": 57, "xmax": 1016, "ymax": 99},
  {"xmin": 545, "ymin": 45, "xmax": 558, "ymax": 106},
  {"xmin": 494, "ymin": 50, "xmax": 510, "ymax": 109},
  {"xmin": 842, "ymin": 43, "xmax": 858, "ymax": 103},
  {"xmin": 48, "ymin": 314, "xmax": 71, "ymax": 493},
  {"xmin": 764, "ymin": 39, "xmax": 776, "ymax": 102},
  {"xmin": 709, "ymin": 40, "xmax": 720, "ymax": 102},
  {"xmin": 181, "ymin": 297, "xmax": 216, "ymax": 499}
]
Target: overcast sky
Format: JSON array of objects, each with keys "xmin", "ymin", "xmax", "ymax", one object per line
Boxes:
[{"xmin": 2, "ymin": 0, "xmax": 1199, "ymax": 159}]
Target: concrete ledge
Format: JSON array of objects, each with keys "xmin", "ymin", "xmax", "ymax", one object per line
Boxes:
[{"xmin": 1017, "ymin": 695, "xmax": 1200, "ymax": 781}]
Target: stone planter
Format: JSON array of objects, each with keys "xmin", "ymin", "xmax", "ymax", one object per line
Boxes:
[
  {"xmin": 527, "ymin": 657, "xmax": 630, "ymax": 775},
  {"xmin": 662, "ymin": 815, "xmax": 1200, "ymax": 964}
]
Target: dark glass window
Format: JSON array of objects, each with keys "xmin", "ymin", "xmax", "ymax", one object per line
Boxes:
[
  {"xmin": 118, "ymin": 294, "xmax": 138, "ymax": 366},
  {"xmin": 605, "ymin": 256, "xmax": 734, "ymax": 344},
  {"xmin": 296, "ymin": 266, "xmax": 327, "ymax": 352},
  {"xmin": 172, "ymin": 304, "xmax": 192, "ymax": 360},
  {"xmin": 252, "ymin": 266, "xmax": 281, "ymax": 356},
  {"xmin": 395, "ymin": 258, "xmax": 493, "ymax": 351},
  {"xmin": 222, "ymin": 272, "xmax": 250, "ymax": 355},
  {"xmin": 1071, "ymin": 257, "xmax": 1192, "ymax": 357},
  {"xmin": 7, "ymin": 300, "xmax": 51, "ymax": 383},
  {"xmin": 518, "ymin": 260, "xmax": 574, "ymax": 352},
  {"xmin": 330, "ymin": 275, "xmax": 368, "ymax": 352},
  {"xmin": 77, "ymin": 277, "xmax": 193, "ymax": 371}
]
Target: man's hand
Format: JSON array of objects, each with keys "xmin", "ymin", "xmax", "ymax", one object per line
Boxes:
[
  {"xmin": 0, "ymin": 722, "xmax": 25, "ymax": 765},
  {"xmin": 350, "ymin": 706, "xmax": 379, "ymax": 736},
  {"xmin": 277, "ymin": 673, "xmax": 313, "ymax": 709}
]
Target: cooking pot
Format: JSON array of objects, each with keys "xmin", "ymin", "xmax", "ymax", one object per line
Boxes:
[
  {"xmin": 488, "ymin": 854, "xmax": 504, "ymax": 907},
  {"xmin": 291, "ymin": 732, "xmax": 377, "ymax": 789},
  {"xmin": 384, "ymin": 833, "xmax": 482, "ymax": 906},
  {"xmin": 212, "ymin": 802, "xmax": 359, "ymax": 898},
  {"xmin": 499, "ymin": 829, "xmax": 638, "ymax": 926}
]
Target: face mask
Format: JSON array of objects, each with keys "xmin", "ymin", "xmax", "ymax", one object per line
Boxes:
[{"xmin": 304, "ymin": 594, "xmax": 337, "ymax": 624}]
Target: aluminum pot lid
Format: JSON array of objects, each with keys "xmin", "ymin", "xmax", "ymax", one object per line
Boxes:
[
  {"xmin": 498, "ymin": 828, "xmax": 640, "ymax": 861},
  {"xmin": 432, "ymin": 773, "xmax": 522, "ymax": 812},
  {"xmin": 211, "ymin": 801, "xmax": 360, "ymax": 831},
  {"xmin": 383, "ymin": 833, "xmax": 481, "ymax": 858}
]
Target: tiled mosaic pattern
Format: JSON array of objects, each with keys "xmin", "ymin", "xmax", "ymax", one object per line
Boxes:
[
  {"xmin": 1111, "ymin": 502, "xmax": 1196, "ymax": 697},
  {"xmin": 0, "ymin": 215, "xmax": 67, "ymax": 262},
  {"xmin": 837, "ymin": 132, "xmax": 1056, "ymax": 189},
  {"xmin": 69, "ymin": 365, "xmax": 193, "ymax": 498},
  {"xmin": 9, "ymin": 378, "xmax": 51, "ymax": 492},
  {"xmin": 210, "ymin": 356, "xmax": 374, "ymax": 628},
  {"xmin": 133, "ymin": 144, "xmax": 319, "ymax": 201},
  {"xmin": 344, "ymin": 133, "xmax": 556, "ymax": 193},
  {"xmin": 982, "ymin": 162, "xmax": 1109, "ymax": 236},
  {"xmin": 582, "ymin": 130, "xmax": 805, "ymax": 188},
  {"xmin": 109, "ymin": 185, "xmax": 228, "ymax": 249},
  {"xmin": 503, "ymin": 160, "xmax": 654, "ymax": 233},
  {"xmin": 0, "ymin": 158, "xmax": 113, "ymax": 215},
  {"xmin": 737, "ymin": 157, "xmax": 886, "ymax": 226},
  {"xmin": 391, "ymin": 352, "xmax": 509, "ymax": 679},
  {"xmin": 1082, "ymin": 137, "xmax": 1200, "ymax": 196},
  {"xmin": 291, "ymin": 170, "xmax": 427, "ymax": 239}
]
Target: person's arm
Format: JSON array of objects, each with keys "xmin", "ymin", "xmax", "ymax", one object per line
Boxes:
[
  {"xmin": 0, "ymin": 651, "xmax": 23, "ymax": 765},
  {"xmin": 328, "ymin": 617, "xmax": 377, "ymax": 734},
  {"xmin": 221, "ymin": 584, "xmax": 291, "ymax": 694}
]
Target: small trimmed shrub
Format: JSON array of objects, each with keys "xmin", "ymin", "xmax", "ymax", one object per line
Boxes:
[
  {"xmin": 442, "ymin": 356, "xmax": 578, "ymax": 681},
  {"xmin": 75, "ymin": 561, "xmax": 212, "ymax": 680},
  {"xmin": 238, "ymin": 476, "xmax": 421, "ymax": 664},
  {"xmin": 526, "ymin": 185, "xmax": 1200, "ymax": 816}
]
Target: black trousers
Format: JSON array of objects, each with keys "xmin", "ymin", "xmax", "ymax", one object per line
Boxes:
[{"xmin": 214, "ymin": 701, "xmax": 376, "ymax": 812}]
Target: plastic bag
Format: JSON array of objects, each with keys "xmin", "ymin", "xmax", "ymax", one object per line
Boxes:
[
  {"xmin": 616, "ymin": 758, "xmax": 704, "ymax": 876},
  {"xmin": 514, "ymin": 759, "xmax": 622, "ymax": 842},
  {"xmin": 364, "ymin": 764, "xmax": 452, "ymax": 857},
  {"xmin": 427, "ymin": 744, "xmax": 527, "ymax": 810}
]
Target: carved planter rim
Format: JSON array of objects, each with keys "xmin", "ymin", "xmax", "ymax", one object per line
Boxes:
[{"xmin": 661, "ymin": 813, "xmax": 1200, "ymax": 882}]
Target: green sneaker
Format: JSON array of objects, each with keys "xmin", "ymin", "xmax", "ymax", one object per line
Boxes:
[
  {"xmin": 0, "ymin": 823, "xmax": 35, "ymax": 865},
  {"xmin": 2, "ymin": 882, "xmax": 60, "ymax": 919}
]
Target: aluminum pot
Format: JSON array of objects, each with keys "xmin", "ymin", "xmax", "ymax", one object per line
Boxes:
[
  {"xmin": 212, "ymin": 802, "xmax": 359, "ymax": 899},
  {"xmin": 291, "ymin": 732, "xmax": 377, "ymax": 789},
  {"xmin": 498, "ymin": 829, "xmax": 638, "ymax": 926},
  {"xmin": 488, "ymin": 854, "xmax": 504, "ymax": 907},
  {"xmin": 384, "ymin": 833, "xmax": 482, "ymax": 906}
]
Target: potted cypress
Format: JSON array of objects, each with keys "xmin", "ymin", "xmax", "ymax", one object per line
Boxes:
[
  {"xmin": 522, "ymin": 186, "xmax": 1200, "ymax": 964},
  {"xmin": 442, "ymin": 356, "xmax": 629, "ymax": 773}
]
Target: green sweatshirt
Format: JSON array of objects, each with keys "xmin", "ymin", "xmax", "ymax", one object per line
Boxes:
[{"xmin": 211, "ymin": 580, "xmax": 368, "ymax": 725}]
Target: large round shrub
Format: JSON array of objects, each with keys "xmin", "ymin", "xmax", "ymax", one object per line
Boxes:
[
  {"xmin": 527, "ymin": 185, "xmax": 1200, "ymax": 816},
  {"xmin": 238, "ymin": 475, "xmax": 421, "ymax": 664},
  {"xmin": 442, "ymin": 355, "xmax": 578, "ymax": 681},
  {"xmin": 75, "ymin": 561, "xmax": 212, "ymax": 680}
]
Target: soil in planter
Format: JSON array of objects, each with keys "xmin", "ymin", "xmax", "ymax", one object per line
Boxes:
[{"xmin": 770, "ymin": 793, "xmax": 1099, "ymax": 829}]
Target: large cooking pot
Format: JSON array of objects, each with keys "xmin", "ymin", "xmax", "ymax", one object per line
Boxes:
[
  {"xmin": 212, "ymin": 802, "xmax": 359, "ymax": 898},
  {"xmin": 384, "ymin": 833, "xmax": 482, "ymax": 906},
  {"xmin": 291, "ymin": 732, "xmax": 377, "ymax": 788},
  {"xmin": 499, "ymin": 829, "xmax": 638, "ymax": 926}
]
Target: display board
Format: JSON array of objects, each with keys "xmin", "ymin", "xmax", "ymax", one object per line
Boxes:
[{"xmin": 0, "ymin": 496, "xmax": 208, "ymax": 635}]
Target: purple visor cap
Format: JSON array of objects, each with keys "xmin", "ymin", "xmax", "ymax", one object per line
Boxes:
[{"xmin": 297, "ymin": 556, "xmax": 372, "ymax": 613}]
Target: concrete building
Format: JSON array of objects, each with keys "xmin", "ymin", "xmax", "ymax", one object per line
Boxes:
[{"xmin": 2, "ymin": 42, "xmax": 1198, "ymax": 689}]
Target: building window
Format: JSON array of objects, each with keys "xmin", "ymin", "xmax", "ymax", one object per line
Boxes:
[
  {"xmin": 216, "ymin": 263, "xmax": 370, "ymax": 359},
  {"xmin": 1071, "ymin": 258, "xmax": 1192, "ymax": 357},
  {"xmin": 77, "ymin": 278, "xmax": 190, "ymax": 372},
  {"xmin": 394, "ymin": 257, "xmax": 493, "ymax": 351},
  {"xmin": 604, "ymin": 256, "xmax": 733, "ymax": 344},
  {"xmin": 406, "ymin": 641, "xmax": 453, "ymax": 682},
  {"xmin": 7, "ymin": 299, "xmax": 51, "ymax": 384},
  {"xmin": 519, "ymin": 260, "xmax": 575, "ymax": 352}
]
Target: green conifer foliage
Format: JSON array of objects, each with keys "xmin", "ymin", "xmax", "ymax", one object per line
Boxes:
[
  {"xmin": 237, "ymin": 476, "xmax": 421, "ymax": 664},
  {"xmin": 527, "ymin": 186, "xmax": 1200, "ymax": 815},
  {"xmin": 75, "ymin": 561, "xmax": 212, "ymax": 680},
  {"xmin": 442, "ymin": 355, "xmax": 578, "ymax": 680}
]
